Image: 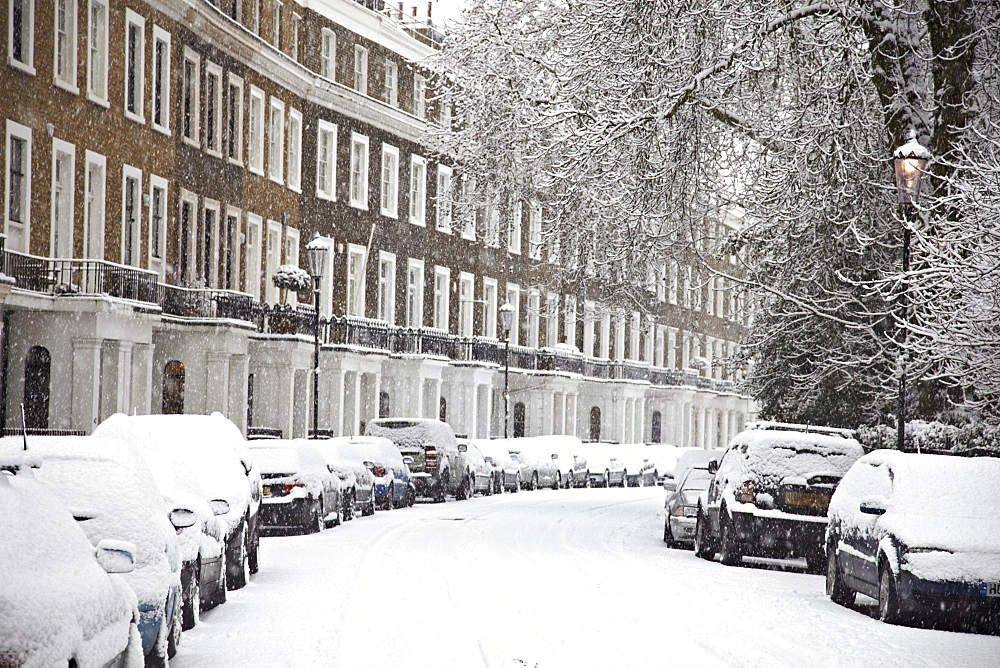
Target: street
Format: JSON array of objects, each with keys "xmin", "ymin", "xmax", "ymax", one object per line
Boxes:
[{"xmin": 174, "ymin": 488, "xmax": 1000, "ymax": 667}]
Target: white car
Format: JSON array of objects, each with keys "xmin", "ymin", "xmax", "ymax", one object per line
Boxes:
[
  {"xmin": 310, "ymin": 438, "xmax": 378, "ymax": 518},
  {"xmin": 0, "ymin": 449, "xmax": 143, "ymax": 667},
  {"xmin": 508, "ymin": 438, "xmax": 560, "ymax": 490},
  {"xmin": 457, "ymin": 440, "xmax": 495, "ymax": 496},
  {"xmin": 534, "ymin": 435, "xmax": 586, "ymax": 489},
  {"xmin": 474, "ymin": 439, "xmax": 521, "ymax": 493},
  {"xmin": 580, "ymin": 443, "xmax": 627, "ymax": 488}
]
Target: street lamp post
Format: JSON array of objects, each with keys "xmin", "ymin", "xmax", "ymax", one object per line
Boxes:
[
  {"xmin": 306, "ymin": 236, "xmax": 329, "ymax": 439},
  {"xmin": 892, "ymin": 132, "xmax": 930, "ymax": 452},
  {"xmin": 499, "ymin": 302, "xmax": 514, "ymax": 439}
]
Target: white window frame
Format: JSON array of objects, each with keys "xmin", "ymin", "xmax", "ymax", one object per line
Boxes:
[
  {"xmin": 226, "ymin": 73, "xmax": 244, "ymax": 165},
  {"xmin": 527, "ymin": 290, "xmax": 540, "ymax": 348},
  {"xmin": 582, "ymin": 301, "xmax": 595, "ymax": 357},
  {"xmin": 320, "ymin": 28, "xmax": 336, "ymax": 79},
  {"xmin": 204, "ymin": 61, "xmax": 223, "ymax": 156},
  {"xmin": 227, "ymin": 0, "xmax": 241, "ymax": 23},
  {"xmin": 485, "ymin": 202, "xmax": 499, "ymax": 248},
  {"xmin": 380, "ymin": 143, "xmax": 399, "ymax": 218},
  {"xmin": 458, "ymin": 271, "xmax": 474, "ymax": 338},
  {"xmin": 245, "ymin": 213, "xmax": 263, "ymax": 300},
  {"xmin": 406, "ymin": 258, "xmax": 425, "ymax": 329},
  {"xmin": 251, "ymin": 0, "xmax": 260, "ymax": 34},
  {"xmin": 271, "ymin": 0, "xmax": 281, "ymax": 48},
  {"xmin": 264, "ymin": 219, "xmax": 282, "ymax": 304},
  {"xmin": 247, "ymin": 85, "xmax": 265, "ymax": 175},
  {"xmin": 482, "ymin": 278, "xmax": 498, "ymax": 339},
  {"xmin": 82, "ymin": 149, "xmax": 105, "ymax": 260},
  {"xmin": 564, "ymin": 295, "xmax": 577, "ymax": 348},
  {"xmin": 505, "ymin": 283, "xmax": 520, "ymax": 346},
  {"xmin": 349, "ymin": 132, "xmax": 369, "ymax": 210},
  {"xmin": 268, "ymin": 97, "xmax": 285, "ymax": 183},
  {"xmin": 408, "ymin": 154, "xmax": 426, "ymax": 226},
  {"xmin": 181, "ymin": 47, "xmax": 200, "ymax": 147},
  {"xmin": 222, "ymin": 206, "xmax": 242, "ymax": 291},
  {"xmin": 123, "ymin": 9, "xmax": 145, "ymax": 123},
  {"xmin": 121, "ymin": 164, "xmax": 142, "ymax": 267},
  {"xmin": 346, "ymin": 243, "xmax": 367, "ymax": 318},
  {"xmin": 383, "ymin": 58, "xmax": 397, "ymax": 106},
  {"xmin": 284, "ymin": 227, "xmax": 299, "ymax": 305},
  {"xmin": 178, "ymin": 189, "xmax": 197, "ymax": 285},
  {"xmin": 528, "ymin": 201, "xmax": 542, "ymax": 259},
  {"xmin": 545, "ymin": 292, "xmax": 559, "ymax": 347},
  {"xmin": 433, "ymin": 266, "xmax": 450, "ymax": 332},
  {"xmin": 377, "ymin": 251, "xmax": 396, "ymax": 324},
  {"xmin": 203, "ymin": 198, "xmax": 220, "ymax": 287},
  {"xmin": 413, "ymin": 73, "xmax": 425, "ymax": 118},
  {"xmin": 353, "ymin": 44, "xmax": 368, "ymax": 94},
  {"xmin": 286, "ymin": 107, "xmax": 302, "ymax": 192},
  {"xmin": 507, "ymin": 200, "xmax": 522, "ymax": 255},
  {"xmin": 316, "ymin": 120, "xmax": 337, "ymax": 201},
  {"xmin": 50, "ymin": 138, "xmax": 75, "ymax": 258},
  {"xmin": 312, "ymin": 235, "xmax": 334, "ymax": 316},
  {"xmin": 291, "ymin": 13, "xmax": 300, "ymax": 61},
  {"xmin": 53, "ymin": 0, "xmax": 78, "ymax": 92},
  {"xmin": 9, "ymin": 0, "xmax": 36, "ymax": 74},
  {"xmin": 86, "ymin": 0, "xmax": 108, "ymax": 104},
  {"xmin": 150, "ymin": 26, "xmax": 170, "ymax": 134},
  {"xmin": 435, "ymin": 164, "xmax": 452, "ymax": 232},
  {"xmin": 461, "ymin": 176, "xmax": 476, "ymax": 241},
  {"xmin": 148, "ymin": 174, "xmax": 167, "ymax": 278}
]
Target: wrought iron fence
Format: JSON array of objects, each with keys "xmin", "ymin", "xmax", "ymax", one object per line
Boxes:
[{"xmin": 3, "ymin": 251, "xmax": 161, "ymax": 303}]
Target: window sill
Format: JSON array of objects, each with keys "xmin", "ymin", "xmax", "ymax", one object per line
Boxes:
[
  {"xmin": 124, "ymin": 110, "xmax": 146, "ymax": 125},
  {"xmin": 206, "ymin": 147, "xmax": 223, "ymax": 159},
  {"xmin": 349, "ymin": 201, "xmax": 369, "ymax": 211},
  {"xmin": 380, "ymin": 209, "xmax": 398, "ymax": 219},
  {"xmin": 248, "ymin": 165, "xmax": 265, "ymax": 177},
  {"xmin": 408, "ymin": 218, "xmax": 426, "ymax": 227},
  {"xmin": 227, "ymin": 156, "xmax": 244, "ymax": 168},
  {"xmin": 152, "ymin": 123, "xmax": 171, "ymax": 137},
  {"xmin": 53, "ymin": 78, "xmax": 80, "ymax": 95},
  {"xmin": 316, "ymin": 191, "xmax": 336, "ymax": 202},
  {"xmin": 87, "ymin": 91, "xmax": 110, "ymax": 108},
  {"xmin": 182, "ymin": 135, "xmax": 200, "ymax": 149},
  {"xmin": 268, "ymin": 173, "xmax": 285, "ymax": 186},
  {"xmin": 8, "ymin": 58, "xmax": 36, "ymax": 76}
]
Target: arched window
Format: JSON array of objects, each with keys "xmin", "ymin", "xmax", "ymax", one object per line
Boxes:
[
  {"xmin": 379, "ymin": 391, "xmax": 390, "ymax": 418},
  {"xmin": 651, "ymin": 411, "xmax": 662, "ymax": 443},
  {"xmin": 162, "ymin": 361, "xmax": 185, "ymax": 414},
  {"xmin": 439, "ymin": 396, "xmax": 447, "ymax": 422},
  {"xmin": 589, "ymin": 406, "xmax": 601, "ymax": 442},
  {"xmin": 513, "ymin": 402, "xmax": 526, "ymax": 438},
  {"xmin": 23, "ymin": 346, "xmax": 51, "ymax": 429}
]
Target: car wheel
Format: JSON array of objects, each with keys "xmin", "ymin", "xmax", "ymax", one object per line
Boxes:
[
  {"xmin": 531, "ymin": 473, "xmax": 539, "ymax": 490},
  {"xmin": 214, "ymin": 563, "xmax": 227, "ymax": 606},
  {"xmin": 311, "ymin": 506, "xmax": 324, "ymax": 534},
  {"xmin": 585, "ymin": 473, "xmax": 591, "ymax": 489},
  {"xmin": 435, "ymin": 473, "xmax": 449, "ymax": 503},
  {"xmin": 512, "ymin": 474, "xmax": 520, "ymax": 493},
  {"xmin": 603, "ymin": 470, "xmax": 610, "ymax": 488},
  {"xmin": 456, "ymin": 475, "xmax": 470, "ymax": 501},
  {"xmin": 826, "ymin": 548, "xmax": 855, "ymax": 607},
  {"xmin": 486, "ymin": 475, "xmax": 494, "ymax": 496},
  {"xmin": 167, "ymin": 595, "xmax": 182, "ymax": 659},
  {"xmin": 878, "ymin": 563, "xmax": 904, "ymax": 625},
  {"xmin": 385, "ymin": 483, "xmax": 395, "ymax": 510},
  {"xmin": 663, "ymin": 518, "xmax": 676, "ymax": 547},
  {"xmin": 718, "ymin": 515, "xmax": 742, "ymax": 566},
  {"xmin": 694, "ymin": 512, "xmax": 714, "ymax": 560},
  {"xmin": 554, "ymin": 472, "xmax": 561, "ymax": 490},
  {"xmin": 248, "ymin": 525, "xmax": 260, "ymax": 575},
  {"xmin": 227, "ymin": 525, "xmax": 250, "ymax": 590},
  {"xmin": 182, "ymin": 567, "xmax": 200, "ymax": 630},
  {"xmin": 621, "ymin": 470, "xmax": 628, "ymax": 487}
]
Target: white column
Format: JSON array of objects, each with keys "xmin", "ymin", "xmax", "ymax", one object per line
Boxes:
[
  {"xmin": 129, "ymin": 343, "xmax": 153, "ymax": 416},
  {"xmin": 228, "ymin": 354, "xmax": 249, "ymax": 433},
  {"xmin": 100, "ymin": 340, "xmax": 133, "ymax": 419},
  {"xmin": 325, "ymin": 368, "xmax": 345, "ymax": 435},
  {"xmin": 72, "ymin": 338, "xmax": 103, "ymax": 432},
  {"xmin": 205, "ymin": 353, "xmax": 230, "ymax": 416},
  {"xmin": 344, "ymin": 371, "xmax": 362, "ymax": 436},
  {"xmin": 667, "ymin": 327, "xmax": 678, "ymax": 369}
]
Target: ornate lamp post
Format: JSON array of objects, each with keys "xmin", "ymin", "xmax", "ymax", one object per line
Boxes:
[
  {"xmin": 306, "ymin": 236, "xmax": 329, "ymax": 439},
  {"xmin": 892, "ymin": 132, "xmax": 930, "ymax": 452},
  {"xmin": 499, "ymin": 301, "xmax": 514, "ymax": 439}
]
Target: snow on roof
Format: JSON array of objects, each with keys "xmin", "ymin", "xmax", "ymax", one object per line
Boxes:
[
  {"xmin": 0, "ymin": 471, "xmax": 136, "ymax": 667},
  {"xmin": 725, "ymin": 429, "xmax": 864, "ymax": 487}
]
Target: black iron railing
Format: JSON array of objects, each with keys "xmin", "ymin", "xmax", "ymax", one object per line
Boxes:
[{"xmin": 3, "ymin": 251, "xmax": 161, "ymax": 303}]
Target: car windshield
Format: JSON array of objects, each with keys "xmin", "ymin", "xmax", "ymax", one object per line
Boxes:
[
  {"xmin": 681, "ymin": 470, "xmax": 712, "ymax": 492},
  {"xmin": 252, "ymin": 447, "xmax": 300, "ymax": 474}
]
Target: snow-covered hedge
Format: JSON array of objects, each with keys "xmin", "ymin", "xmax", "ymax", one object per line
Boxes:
[{"xmin": 857, "ymin": 421, "xmax": 1000, "ymax": 455}]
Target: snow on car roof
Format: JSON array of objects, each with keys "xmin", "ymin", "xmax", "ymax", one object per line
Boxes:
[{"xmin": 366, "ymin": 418, "xmax": 457, "ymax": 449}]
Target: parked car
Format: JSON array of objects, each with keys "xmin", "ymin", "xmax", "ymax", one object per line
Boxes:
[
  {"xmin": 1, "ymin": 450, "xmax": 142, "ymax": 667},
  {"xmin": 581, "ymin": 443, "xmax": 627, "ymax": 488},
  {"xmin": 536, "ymin": 435, "xmax": 587, "ymax": 488},
  {"xmin": 671, "ymin": 448, "xmax": 722, "ymax": 487},
  {"xmin": 695, "ymin": 422, "xmax": 864, "ymax": 572},
  {"xmin": 509, "ymin": 438, "xmax": 560, "ymax": 490},
  {"xmin": 826, "ymin": 450, "xmax": 1000, "ymax": 628},
  {"xmin": 136, "ymin": 446, "xmax": 228, "ymax": 630},
  {"xmin": 94, "ymin": 413, "xmax": 262, "ymax": 591},
  {"xmin": 475, "ymin": 438, "xmax": 521, "ymax": 493},
  {"xmin": 2, "ymin": 435, "xmax": 184, "ymax": 663},
  {"xmin": 619, "ymin": 443, "xmax": 656, "ymax": 487},
  {"xmin": 347, "ymin": 435, "xmax": 415, "ymax": 509},
  {"xmin": 663, "ymin": 466, "xmax": 713, "ymax": 548},
  {"xmin": 366, "ymin": 418, "xmax": 462, "ymax": 502},
  {"xmin": 250, "ymin": 440, "xmax": 343, "ymax": 533},
  {"xmin": 457, "ymin": 440, "xmax": 494, "ymax": 496},
  {"xmin": 644, "ymin": 443, "xmax": 681, "ymax": 483},
  {"xmin": 311, "ymin": 438, "xmax": 377, "ymax": 518}
]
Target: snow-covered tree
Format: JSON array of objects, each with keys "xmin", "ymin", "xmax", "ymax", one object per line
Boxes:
[{"xmin": 428, "ymin": 0, "xmax": 1000, "ymax": 427}]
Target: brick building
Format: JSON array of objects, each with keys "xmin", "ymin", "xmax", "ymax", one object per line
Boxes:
[{"xmin": 1, "ymin": 0, "xmax": 752, "ymax": 447}]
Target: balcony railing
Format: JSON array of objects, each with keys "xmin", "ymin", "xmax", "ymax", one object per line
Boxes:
[
  {"xmin": 161, "ymin": 284, "xmax": 259, "ymax": 323},
  {"xmin": 4, "ymin": 250, "xmax": 161, "ymax": 304}
]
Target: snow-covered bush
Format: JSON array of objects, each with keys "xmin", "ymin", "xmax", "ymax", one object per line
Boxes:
[
  {"xmin": 857, "ymin": 421, "xmax": 1000, "ymax": 456},
  {"xmin": 271, "ymin": 265, "xmax": 311, "ymax": 294}
]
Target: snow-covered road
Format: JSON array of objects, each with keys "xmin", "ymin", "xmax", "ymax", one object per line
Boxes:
[{"xmin": 173, "ymin": 487, "xmax": 999, "ymax": 667}]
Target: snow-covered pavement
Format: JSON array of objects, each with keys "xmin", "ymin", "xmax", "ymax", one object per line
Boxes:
[{"xmin": 173, "ymin": 487, "xmax": 999, "ymax": 667}]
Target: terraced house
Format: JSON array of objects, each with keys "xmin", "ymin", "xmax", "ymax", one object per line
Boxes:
[{"xmin": 1, "ymin": 0, "xmax": 752, "ymax": 448}]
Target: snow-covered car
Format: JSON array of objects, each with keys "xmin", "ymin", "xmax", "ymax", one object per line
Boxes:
[
  {"xmin": 131, "ymin": 447, "xmax": 227, "ymax": 630},
  {"xmin": 1, "ymin": 435, "xmax": 183, "ymax": 663},
  {"xmin": 1, "ymin": 450, "xmax": 142, "ymax": 668},
  {"xmin": 695, "ymin": 422, "xmax": 865, "ymax": 571},
  {"xmin": 94, "ymin": 413, "xmax": 261, "ymax": 591},
  {"xmin": 643, "ymin": 443, "xmax": 680, "ymax": 483},
  {"xmin": 310, "ymin": 438, "xmax": 377, "ymax": 518},
  {"xmin": 509, "ymin": 438, "xmax": 560, "ymax": 490},
  {"xmin": 671, "ymin": 448, "xmax": 722, "ymax": 486},
  {"xmin": 250, "ymin": 441, "xmax": 343, "ymax": 533},
  {"xmin": 457, "ymin": 440, "xmax": 494, "ymax": 497},
  {"xmin": 826, "ymin": 450, "xmax": 1000, "ymax": 627},
  {"xmin": 581, "ymin": 443, "xmax": 627, "ymax": 488},
  {"xmin": 367, "ymin": 418, "xmax": 462, "ymax": 502},
  {"xmin": 474, "ymin": 438, "xmax": 521, "ymax": 493},
  {"xmin": 535, "ymin": 435, "xmax": 587, "ymax": 488},
  {"xmin": 347, "ymin": 435, "xmax": 415, "ymax": 509},
  {"xmin": 619, "ymin": 443, "xmax": 656, "ymax": 487},
  {"xmin": 663, "ymin": 466, "xmax": 713, "ymax": 548}
]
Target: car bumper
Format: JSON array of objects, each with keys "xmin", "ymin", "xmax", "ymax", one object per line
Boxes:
[
  {"xmin": 730, "ymin": 510, "xmax": 827, "ymax": 557},
  {"xmin": 898, "ymin": 570, "xmax": 1000, "ymax": 612},
  {"xmin": 409, "ymin": 472, "xmax": 441, "ymax": 496},
  {"xmin": 260, "ymin": 497, "xmax": 314, "ymax": 529},
  {"xmin": 669, "ymin": 515, "xmax": 698, "ymax": 543}
]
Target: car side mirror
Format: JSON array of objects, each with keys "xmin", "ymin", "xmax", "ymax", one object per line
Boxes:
[
  {"xmin": 169, "ymin": 508, "xmax": 198, "ymax": 529},
  {"xmin": 458, "ymin": 443, "xmax": 468, "ymax": 453},
  {"xmin": 551, "ymin": 453, "xmax": 558, "ymax": 460},
  {"xmin": 209, "ymin": 499, "xmax": 231, "ymax": 516},
  {"xmin": 96, "ymin": 539, "xmax": 137, "ymax": 574},
  {"xmin": 403, "ymin": 455, "xmax": 414, "ymax": 465},
  {"xmin": 662, "ymin": 480, "xmax": 677, "ymax": 493},
  {"xmin": 859, "ymin": 496, "xmax": 889, "ymax": 516},
  {"xmin": 707, "ymin": 459, "xmax": 719, "ymax": 475}
]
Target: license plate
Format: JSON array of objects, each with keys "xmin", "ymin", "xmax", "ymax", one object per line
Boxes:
[
  {"xmin": 784, "ymin": 490, "xmax": 830, "ymax": 508},
  {"xmin": 981, "ymin": 582, "xmax": 1000, "ymax": 597}
]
